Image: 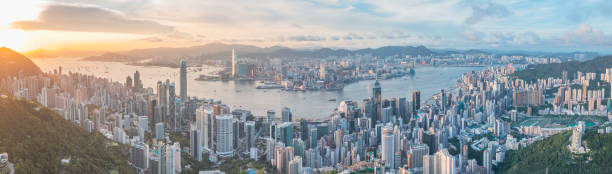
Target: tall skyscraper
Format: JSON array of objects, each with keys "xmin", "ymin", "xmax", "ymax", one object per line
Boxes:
[
  {"xmin": 190, "ymin": 128, "xmax": 202, "ymax": 161},
  {"xmin": 281, "ymin": 107, "xmax": 292, "ymax": 122},
  {"xmin": 412, "ymin": 90, "xmax": 421, "ymax": 113},
  {"xmin": 381, "ymin": 124, "xmax": 394, "ymax": 168},
  {"xmin": 434, "ymin": 149, "xmax": 455, "ymax": 174},
  {"xmin": 232, "ymin": 48, "xmax": 238, "ymax": 78},
  {"xmin": 196, "ymin": 106, "xmax": 213, "ymax": 151},
  {"xmin": 180, "ymin": 60, "xmax": 187, "ymax": 101},
  {"xmin": 373, "ymin": 80, "xmax": 382, "ymax": 125},
  {"xmin": 245, "ymin": 121, "xmax": 256, "ymax": 150},
  {"xmin": 168, "ymin": 83, "xmax": 177, "ymax": 131},
  {"xmin": 155, "ymin": 122, "xmax": 165, "ymax": 140},
  {"xmin": 216, "ymin": 114, "xmax": 234, "ymax": 157}
]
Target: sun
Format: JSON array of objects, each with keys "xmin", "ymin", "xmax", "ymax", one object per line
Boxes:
[{"xmin": 0, "ymin": 29, "xmax": 29, "ymax": 51}]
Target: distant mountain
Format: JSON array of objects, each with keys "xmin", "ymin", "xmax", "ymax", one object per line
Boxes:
[
  {"xmin": 0, "ymin": 47, "xmax": 42, "ymax": 78},
  {"xmin": 82, "ymin": 42, "xmax": 435, "ymax": 63},
  {"xmin": 512, "ymin": 55, "xmax": 612, "ymax": 82},
  {"xmin": 0, "ymin": 95, "xmax": 136, "ymax": 173},
  {"xmin": 21, "ymin": 49, "xmax": 102, "ymax": 59}
]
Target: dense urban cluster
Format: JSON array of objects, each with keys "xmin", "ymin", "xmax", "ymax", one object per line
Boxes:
[{"xmin": 1, "ymin": 51, "xmax": 611, "ymax": 174}]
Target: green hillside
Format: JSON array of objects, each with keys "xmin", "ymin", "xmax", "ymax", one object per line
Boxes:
[
  {"xmin": 0, "ymin": 47, "xmax": 42, "ymax": 78},
  {"xmin": 0, "ymin": 95, "xmax": 136, "ymax": 174},
  {"xmin": 497, "ymin": 131, "xmax": 612, "ymax": 174},
  {"xmin": 512, "ymin": 55, "xmax": 612, "ymax": 82}
]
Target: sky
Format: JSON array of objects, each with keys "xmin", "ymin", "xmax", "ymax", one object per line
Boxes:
[{"xmin": 1, "ymin": 0, "xmax": 612, "ymax": 53}]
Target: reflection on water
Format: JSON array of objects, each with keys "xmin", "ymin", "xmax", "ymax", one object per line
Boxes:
[{"xmin": 33, "ymin": 58, "xmax": 485, "ymax": 120}]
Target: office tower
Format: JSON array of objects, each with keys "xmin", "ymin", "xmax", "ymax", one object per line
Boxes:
[
  {"xmin": 397, "ymin": 97, "xmax": 407, "ymax": 122},
  {"xmin": 382, "ymin": 106, "xmax": 393, "ymax": 123},
  {"xmin": 288, "ymin": 156, "xmax": 303, "ymax": 174},
  {"xmin": 267, "ymin": 110, "xmax": 276, "ymax": 123},
  {"xmin": 130, "ymin": 142, "xmax": 149, "ymax": 172},
  {"xmin": 246, "ymin": 121, "xmax": 256, "ymax": 150},
  {"xmin": 281, "ymin": 107, "xmax": 292, "ymax": 122},
  {"xmin": 190, "ymin": 128, "xmax": 202, "ymax": 161},
  {"xmin": 309, "ymin": 127, "xmax": 318, "ymax": 149},
  {"xmin": 125, "ymin": 76, "xmax": 133, "ymax": 88},
  {"xmin": 409, "ymin": 143, "xmax": 429, "ymax": 168},
  {"xmin": 232, "ymin": 48, "xmax": 238, "ymax": 78},
  {"xmin": 155, "ymin": 122, "xmax": 164, "ymax": 140},
  {"xmin": 134, "ymin": 71, "xmax": 142, "ymax": 90},
  {"xmin": 373, "ymin": 80, "xmax": 382, "ymax": 125},
  {"xmin": 412, "ymin": 90, "xmax": 421, "ymax": 113},
  {"xmin": 279, "ymin": 122, "xmax": 294, "ymax": 146},
  {"xmin": 157, "ymin": 81, "xmax": 167, "ymax": 124},
  {"xmin": 138, "ymin": 116, "xmax": 148, "ymax": 131},
  {"xmin": 216, "ymin": 114, "xmax": 234, "ymax": 157},
  {"xmin": 381, "ymin": 125, "xmax": 394, "ymax": 168},
  {"xmin": 168, "ymin": 82, "xmax": 177, "ymax": 131},
  {"xmin": 148, "ymin": 155, "xmax": 160, "ymax": 174},
  {"xmin": 180, "ymin": 60, "xmax": 187, "ymax": 101}
]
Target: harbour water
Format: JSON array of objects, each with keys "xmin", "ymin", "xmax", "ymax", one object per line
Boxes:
[{"xmin": 33, "ymin": 58, "xmax": 485, "ymax": 120}]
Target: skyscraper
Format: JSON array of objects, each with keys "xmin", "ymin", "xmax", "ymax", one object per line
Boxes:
[
  {"xmin": 281, "ymin": 107, "xmax": 292, "ymax": 122},
  {"xmin": 373, "ymin": 80, "xmax": 382, "ymax": 125},
  {"xmin": 180, "ymin": 60, "xmax": 187, "ymax": 101},
  {"xmin": 216, "ymin": 114, "xmax": 234, "ymax": 157},
  {"xmin": 190, "ymin": 128, "xmax": 202, "ymax": 161},
  {"xmin": 168, "ymin": 83, "xmax": 177, "ymax": 131},
  {"xmin": 412, "ymin": 90, "xmax": 421, "ymax": 113},
  {"xmin": 232, "ymin": 48, "xmax": 238, "ymax": 78},
  {"xmin": 381, "ymin": 124, "xmax": 394, "ymax": 168}
]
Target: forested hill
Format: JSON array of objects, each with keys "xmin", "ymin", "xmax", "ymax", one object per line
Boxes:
[
  {"xmin": 496, "ymin": 131, "xmax": 612, "ymax": 174},
  {"xmin": 0, "ymin": 95, "xmax": 136, "ymax": 174},
  {"xmin": 512, "ymin": 55, "xmax": 612, "ymax": 82},
  {"xmin": 0, "ymin": 47, "xmax": 42, "ymax": 78}
]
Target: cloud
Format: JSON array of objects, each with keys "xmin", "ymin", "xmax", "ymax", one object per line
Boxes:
[
  {"xmin": 465, "ymin": 2, "xmax": 510, "ymax": 24},
  {"xmin": 12, "ymin": 4, "xmax": 175, "ymax": 34},
  {"xmin": 342, "ymin": 33, "xmax": 364, "ymax": 40},
  {"xmin": 137, "ymin": 36, "xmax": 163, "ymax": 42},
  {"xmin": 562, "ymin": 24, "xmax": 612, "ymax": 46},
  {"xmin": 461, "ymin": 30, "xmax": 484, "ymax": 41},
  {"xmin": 286, "ymin": 35, "xmax": 327, "ymax": 41}
]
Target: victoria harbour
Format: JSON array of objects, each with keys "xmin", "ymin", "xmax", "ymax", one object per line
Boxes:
[{"xmin": 33, "ymin": 58, "xmax": 484, "ymax": 119}]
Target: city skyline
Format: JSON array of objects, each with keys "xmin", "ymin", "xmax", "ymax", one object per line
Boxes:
[{"xmin": 1, "ymin": 0, "xmax": 612, "ymax": 53}]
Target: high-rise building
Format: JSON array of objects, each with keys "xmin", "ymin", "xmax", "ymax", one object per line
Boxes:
[
  {"xmin": 409, "ymin": 143, "xmax": 429, "ymax": 168},
  {"xmin": 373, "ymin": 80, "xmax": 382, "ymax": 125},
  {"xmin": 216, "ymin": 114, "xmax": 234, "ymax": 157},
  {"xmin": 232, "ymin": 48, "xmax": 238, "ymax": 78},
  {"xmin": 412, "ymin": 90, "xmax": 421, "ymax": 113},
  {"xmin": 483, "ymin": 149, "xmax": 491, "ymax": 174},
  {"xmin": 180, "ymin": 60, "xmax": 187, "ymax": 101},
  {"xmin": 381, "ymin": 124, "xmax": 394, "ymax": 168},
  {"xmin": 267, "ymin": 110, "xmax": 275, "ymax": 123},
  {"xmin": 281, "ymin": 107, "xmax": 292, "ymax": 122},
  {"xmin": 433, "ymin": 149, "xmax": 455, "ymax": 174},
  {"xmin": 288, "ymin": 156, "xmax": 303, "ymax": 174},
  {"xmin": 245, "ymin": 121, "xmax": 256, "ymax": 150},
  {"xmin": 130, "ymin": 141, "xmax": 149, "ymax": 172},
  {"xmin": 155, "ymin": 122, "xmax": 164, "ymax": 140},
  {"xmin": 279, "ymin": 122, "xmax": 294, "ymax": 146},
  {"xmin": 190, "ymin": 128, "xmax": 202, "ymax": 161},
  {"xmin": 168, "ymin": 82, "xmax": 177, "ymax": 131},
  {"xmin": 196, "ymin": 106, "xmax": 214, "ymax": 151}
]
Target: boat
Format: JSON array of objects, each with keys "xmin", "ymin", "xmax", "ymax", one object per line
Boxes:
[{"xmin": 328, "ymin": 98, "xmax": 336, "ymax": 101}]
